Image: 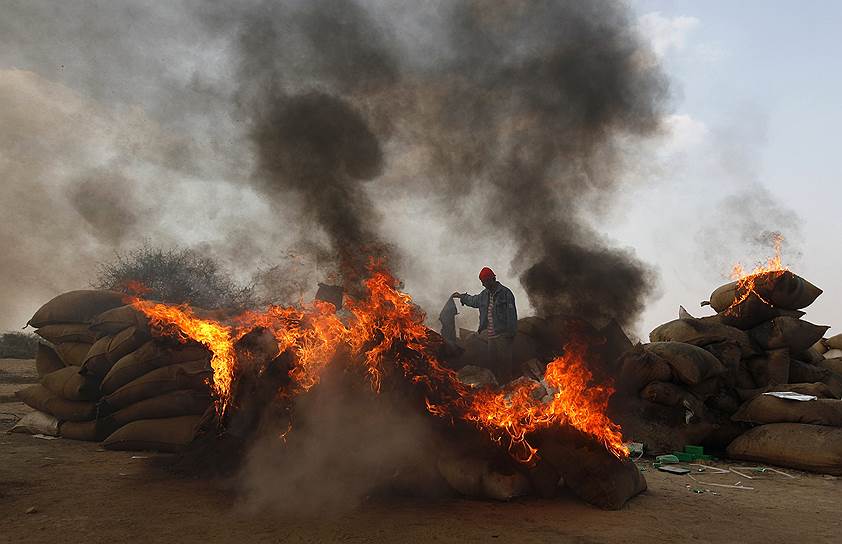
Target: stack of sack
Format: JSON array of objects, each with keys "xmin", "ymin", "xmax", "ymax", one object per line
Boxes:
[
  {"xmin": 615, "ymin": 270, "xmax": 842, "ymax": 475},
  {"xmin": 14, "ymin": 290, "xmax": 213, "ymax": 453}
]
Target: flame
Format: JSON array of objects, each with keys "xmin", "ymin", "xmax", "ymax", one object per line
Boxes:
[
  {"xmin": 726, "ymin": 233, "xmax": 787, "ymax": 312},
  {"xmin": 129, "ymin": 263, "xmax": 627, "ymax": 460}
]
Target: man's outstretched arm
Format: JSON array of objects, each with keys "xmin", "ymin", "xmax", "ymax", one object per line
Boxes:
[{"xmin": 452, "ymin": 291, "xmax": 481, "ymax": 308}]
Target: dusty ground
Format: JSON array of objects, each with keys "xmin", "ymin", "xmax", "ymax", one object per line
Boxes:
[{"xmin": 2, "ymin": 358, "xmax": 841, "ymax": 544}]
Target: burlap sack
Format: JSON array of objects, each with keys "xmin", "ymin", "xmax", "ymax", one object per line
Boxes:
[
  {"xmin": 41, "ymin": 367, "xmax": 99, "ymax": 401},
  {"xmin": 827, "ymin": 334, "xmax": 842, "ymax": 350},
  {"xmin": 750, "ymin": 317, "xmax": 829, "ymax": 352},
  {"xmin": 516, "ymin": 316, "xmax": 547, "ymax": 338},
  {"xmin": 54, "ymin": 342, "xmax": 93, "ymax": 366},
  {"xmin": 703, "ymin": 341, "xmax": 742, "ymax": 387},
  {"xmin": 736, "ymin": 382, "xmax": 836, "ymax": 402},
  {"xmin": 733, "ymin": 395, "xmax": 842, "ymax": 426},
  {"xmin": 708, "ymin": 299, "xmax": 804, "ymax": 330},
  {"xmin": 103, "ymin": 359, "xmax": 211, "ymax": 409},
  {"xmin": 79, "ymin": 335, "xmax": 113, "ymax": 378},
  {"xmin": 90, "ymin": 304, "xmax": 149, "ymax": 335},
  {"xmin": 436, "ymin": 454, "xmax": 488, "ymax": 497},
  {"xmin": 102, "ymin": 415, "xmax": 203, "ymax": 453},
  {"xmin": 59, "ymin": 420, "xmax": 102, "ymax": 442},
  {"xmin": 15, "ymin": 385, "xmax": 96, "ymax": 421},
  {"xmin": 709, "ymin": 271, "xmax": 822, "ymax": 312},
  {"xmin": 109, "ymin": 390, "xmax": 212, "ymax": 426},
  {"xmin": 744, "ymin": 348, "xmax": 790, "ymax": 387},
  {"xmin": 727, "ymin": 423, "xmax": 842, "ymax": 475},
  {"xmin": 105, "ymin": 326, "xmax": 149, "ymax": 364},
  {"xmin": 27, "ymin": 290, "xmax": 125, "ymax": 328},
  {"xmin": 644, "ymin": 342, "xmax": 725, "ymax": 386},
  {"xmin": 819, "ymin": 357, "xmax": 842, "ymax": 375},
  {"xmin": 616, "ymin": 346, "xmax": 673, "ymax": 393},
  {"xmin": 34, "ymin": 323, "xmax": 96, "ymax": 344},
  {"xmin": 35, "ymin": 343, "xmax": 65, "ymax": 377},
  {"xmin": 650, "ymin": 318, "xmax": 754, "ymax": 357},
  {"xmin": 101, "ymin": 342, "xmax": 211, "ymax": 395},
  {"xmin": 8, "ymin": 411, "xmax": 60, "ymax": 436}
]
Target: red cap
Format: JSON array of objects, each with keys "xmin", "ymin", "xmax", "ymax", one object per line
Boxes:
[{"xmin": 479, "ymin": 267, "xmax": 495, "ymax": 281}]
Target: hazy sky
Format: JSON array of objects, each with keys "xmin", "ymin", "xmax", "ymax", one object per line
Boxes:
[{"xmin": 1, "ymin": 1, "xmax": 839, "ymax": 341}]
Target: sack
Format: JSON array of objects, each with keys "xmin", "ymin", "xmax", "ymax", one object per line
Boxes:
[
  {"xmin": 90, "ymin": 304, "xmax": 149, "ymax": 335},
  {"xmin": 109, "ymin": 390, "xmax": 212, "ymax": 426},
  {"xmin": 750, "ymin": 317, "xmax": 828, "ymax": 352},
  {"xmin": 15, "ymin": 385, "xmax": 96, "ymax": 421},
  {"xmin": 789, "ymin": 359, "xmax": 828, "ymax": 383},
  {"xmin": 79, "ymin": 335, "xmax": 113, "ymax": 378},
  {"xmin": 797, "ymin": 347, "xmax": 826, "ymax": 364},
  {"xmin": 819, "ymin": 358, "xmax": 842, "ymax": 375},
  {"xmin": 703, "ymin": 341, "xmax": 742, "ymax": 387},
  {"xmin": 539, "ymin": 439, "xmax": 647, "ymax": 510},
  {"xmin": 102, "ymin": 415, "xmax": 203, "ymax": 453},
  {"xmin": 709, "ymin": 271, "xmax": 822, "ymax": 312},
  {"xmin": 457, "ymin": 365, "xmax": 498, "ymax": 388},
  {"xmin": 813, "ymin": 340, "xmax": 829, "ymax": 355},
  {"xmin": 617, "ymin": 346, "xmax": 673, "ymax": 392},
  {"xmin": 105, "ymin": 326, "xmax": 149, "ymax": 364},
  {"xmin": 823, "ymin": 349, "xmax": 842, "ymax": 360},
  {"xmin": 59, "ymin": 420, "xmax": 102, "ymax": 441},
  {"xmin": 35, "ymin": 343, "xmax": 65, "ymax": 377},
  {"xmin": 709, "ymin": 298, "xmax": 804, "ymax": 330},
  {"xmin": 54, "ymin": 342, "xmax": 93, "ymax": 366},
  {"xmin": 649, "ymin": 318, "xmax": 754, "ymax": 357},
  {"xmin": 640, "ymin": 381, "xmax": 686, "ymax": 407},
  {"xmin": 644, "ymin": 342, "xmax": 725, "ymax": 386},
  {"xmin": 103, "ymin": 360, "xmax": 211, "ymax": 409},
  {"xmin": 733, "ymin": 396, "xmax": 842, "ymax": 426},
  {"xmin": 8, "ymin": 411, "xmax": 59, "ymax": 436},
  {"xmin": 27, "ymin": 290, "xmax": 126, "ymax": 328},
  {"xmin": 744, "ymin": 348, "xmax": 790, "ymax": 387},
  {"xmin": 737, "ymin": 382, "xmax": 836, "ymax": 402},
  {"xmin": 41, "ymin": 367, "xmax": 99, "ymax": 401},
  {"xmin": 827, "ymin": 334, "xmax": 842, "ymax": 350},
  {"xmin": 101, "ymin": 342, "xmax": 211, "ymax": 395},
  {"xmin": 727, "ymin": 423, "xmax": 842, "ymax": 475},
  {"xmin": 34, "ymin": 323, "xmax": 96, "ymax": 344}
]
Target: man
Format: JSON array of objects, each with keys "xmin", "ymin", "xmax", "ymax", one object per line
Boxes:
[{"xmin": 451, "ymin": 267, "xmax": 518, "ymax": 383}]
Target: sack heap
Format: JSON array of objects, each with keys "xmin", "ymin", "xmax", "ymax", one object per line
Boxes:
[
  {"xmin": 615, "ymin": 270, "xmax": 842, "ymax": 475},
  {"xmin": 15, "ymin": 290, "xmax": 212, "ymax": 452}
]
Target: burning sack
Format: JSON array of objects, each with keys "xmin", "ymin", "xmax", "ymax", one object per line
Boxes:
[
  {"xmin": 26, "ymin": 289, "xmax": 126, "ymax": 328},
  {"xmin": 102, "ymin": 415, "xmax": 204, "ymax": 453},
  {"xmin": 727, "ymin": 423, "xmax": 842, "ymax": 475},
  {"xmin": 708, "ymin": 271, "xmax": 822, "ymax": 313},
  {"xmin": 436, "ymin": 453, "xmax": 531, "ymax": 501},
  {"xmin": 732, "ymin": 396, "xmax": 842, "ymax": 427}
]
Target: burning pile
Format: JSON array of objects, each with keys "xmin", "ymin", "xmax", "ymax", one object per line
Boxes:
[
  {"xmin": 614, "ymin": 239, "xmax": 842, "ymax": 475},
  {"xmin": 14, "ymin": 265, "xmax": 646, "ymax": 509}
]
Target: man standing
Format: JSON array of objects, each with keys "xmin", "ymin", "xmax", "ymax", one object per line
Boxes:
[{"xmin": 452, "ymin": 267, "xmax": 518, "ymax": 383}]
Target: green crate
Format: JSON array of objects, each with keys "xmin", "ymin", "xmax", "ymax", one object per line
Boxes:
[
  {"xmin": 684, "ymin": 445, "xmax": 705, "ymax": 455},
  {"xmin": 672, "ymin": 452, "xmax": 695, "ymax": 462}
]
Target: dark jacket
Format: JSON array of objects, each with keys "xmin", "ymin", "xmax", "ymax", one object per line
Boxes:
[{"xmin": 459, "ymin": 283, "xmax": 517, "ymax": 338}]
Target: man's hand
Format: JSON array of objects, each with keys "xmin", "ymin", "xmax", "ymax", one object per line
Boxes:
[{"xmin": 451, "ymin": 292, "xmax": 462, "ymax": 299}]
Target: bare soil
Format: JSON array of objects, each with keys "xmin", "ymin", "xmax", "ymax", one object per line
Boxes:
[{"xmin": 2, "ymin": 358, "xmax": 841, "ymax": 544}]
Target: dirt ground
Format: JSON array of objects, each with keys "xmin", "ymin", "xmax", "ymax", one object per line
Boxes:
[{"xmin": 2, "ymin": 358, "xmax": 841, "ymax": 544}]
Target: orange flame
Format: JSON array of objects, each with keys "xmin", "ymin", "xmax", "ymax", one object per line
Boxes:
[
  {"xmin": 726, "ymin": 234, "xmax": 787, "ymax": 312},
  {"xmin": 129, "ymin": 263, "xmax": 627, "ymax": 460}
]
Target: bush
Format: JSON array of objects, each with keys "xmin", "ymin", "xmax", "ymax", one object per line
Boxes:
[
  {"xmin": 94, "ymin": 246, "xmax": 256, "ymax": 311},
  {"xmin": 0, "ymin": 332, "xmax": 40, "ymax": 359}
]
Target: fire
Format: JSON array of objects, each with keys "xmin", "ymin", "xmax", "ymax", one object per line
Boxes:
[
  {"xmin": 130, "ymin": 300, "xmax": 237, "ymax": 414},
  {"xmin": 128, "ymin": 264, "xmax": 627, "ymax": 460},
  {"xmin": 726, "ymin": 233, "xmax": 787, "ymax": 312}
]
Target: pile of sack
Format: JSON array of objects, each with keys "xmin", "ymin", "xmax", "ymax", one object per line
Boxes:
[
  {"xmin": 12, "ymin": 290, "xmax": 212, "ymax": 452},
  {"xmin": 614, "ymin": 270, "xmax": 842, "ymax": 475}
]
